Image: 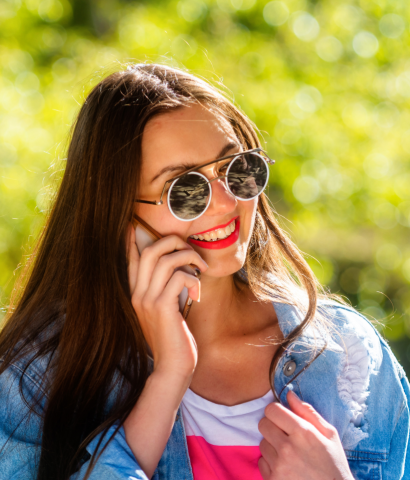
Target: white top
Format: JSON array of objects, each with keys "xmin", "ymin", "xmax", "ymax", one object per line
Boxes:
[{"xmin": 181, "ymin": 387, "xmax": 275, "ymax": 480}]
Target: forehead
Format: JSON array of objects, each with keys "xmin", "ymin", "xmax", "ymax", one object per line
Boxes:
[{"xmin": 140, "ymin": 104, "xmax": 238, "ymax": 179}]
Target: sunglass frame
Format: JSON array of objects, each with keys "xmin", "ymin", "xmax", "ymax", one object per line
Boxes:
[{"xmin": 134, "ymin": 147, "xmax": 275, "ymax": 217}]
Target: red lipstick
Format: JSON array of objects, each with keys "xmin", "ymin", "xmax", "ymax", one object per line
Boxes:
[{"xmin": 188, "ymin": 218, "xmax": 240, "ymax": 250}]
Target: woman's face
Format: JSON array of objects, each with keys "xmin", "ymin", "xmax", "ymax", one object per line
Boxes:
[{"xmin": 135, "ymin": 103, "xmax": 257, "ymax": 278}]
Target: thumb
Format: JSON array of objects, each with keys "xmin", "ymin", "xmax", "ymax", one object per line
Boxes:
[{"xmin": 287, "ymin": 391, "xmax": 335, "ymax": 439}]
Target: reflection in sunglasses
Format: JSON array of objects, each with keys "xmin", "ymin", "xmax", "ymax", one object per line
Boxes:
[{"xmin": 166, "ymin": 151, "xmax": 271, "ymax": 220}]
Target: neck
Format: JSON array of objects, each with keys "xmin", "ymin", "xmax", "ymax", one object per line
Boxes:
[
  {"xmin": 186, "ymin": 272, "xmax": 276, "ymax": 345},
  {"xmin": 185, "ymin": 272, "xmax": 282, "ymax": 405},
  {"xmin": 186, "ymin": 273, "xmax": 240, "ymax": 338}
]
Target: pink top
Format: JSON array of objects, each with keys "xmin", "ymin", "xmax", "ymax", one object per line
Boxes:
[{"xmin": 181, "ymin": 387, "xmax": 275, "ymax": 480}]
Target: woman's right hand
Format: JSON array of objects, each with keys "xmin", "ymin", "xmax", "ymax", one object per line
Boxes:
[{"xmin": 127, "ymin": 223, "xmax": 208, "ymax": 381}]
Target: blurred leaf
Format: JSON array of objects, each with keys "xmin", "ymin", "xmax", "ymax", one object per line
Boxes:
[{"xmin": 1, "ymin": 0, "xmax": 410, "ymax": 371}]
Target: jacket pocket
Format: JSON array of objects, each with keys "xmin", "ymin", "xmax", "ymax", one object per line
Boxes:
[{"xmin": 345, "ymin": 450, "xmax": 387, "ymax": 480}]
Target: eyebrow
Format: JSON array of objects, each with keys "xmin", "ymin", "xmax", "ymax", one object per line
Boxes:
[{"xmin": 150, "ymin": 141, "xmax": 240, "ymax": 183}]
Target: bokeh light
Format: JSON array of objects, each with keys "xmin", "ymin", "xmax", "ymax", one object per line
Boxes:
[{"xmin": 0, "ymin": 0, "xmax": 410, "ymax": 373}]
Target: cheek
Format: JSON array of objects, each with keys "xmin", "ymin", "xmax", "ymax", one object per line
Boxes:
[
  {"xmin": 239, "ymin": 199, "xmax": 258, "ymax": 243},
  {"xmin": 135, "ymin": 204, "xmax": 191, "ymax": 239}
]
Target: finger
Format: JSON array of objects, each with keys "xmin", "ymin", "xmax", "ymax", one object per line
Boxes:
[
  {"xmin": 145, "ymin": 249, "xmax": 206, "ymax": 300},
  {"xmin": 264, "ymin": 401, "xmax": 306, "ymax": 436},
  {"xmin": 259, "ymin": 438, "xmax": 278, "ymax": 469},
  {"xmin": 127, "ymin": 223, "xmax": 140, "ymax": 294},
  {"xmin": 135, "ymin": 235, "xmax": 203, "ymax": 297},
  {"xmin": 159, "ymin": 270, "xmax": 201, "ymax": 305},
  {"xmin": 258, "ymin": 416, "xmax": 288, "ymax": 446},
  {"xmin": 258, "ymin": 456, "xmax": 271, "ymax": 480},
  {"xmin": 287, "ymin": 391, "xmax": 336, "ymax": 439}
]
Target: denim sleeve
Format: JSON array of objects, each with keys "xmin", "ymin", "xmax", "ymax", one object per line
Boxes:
[
  {"xmin": 72, "ymin": 425, "xmax": 150, "ymax": 480},
  {"xmin": 382, "ymin": 374, "xmax": 410, "ymax": 479},
  {"xmin": 0, "ymin": 361, "xmax": 43, "ymax": 480},
  {"xmin": 0, "ymin": 360, "xmax": 149, "ymax": 480}
]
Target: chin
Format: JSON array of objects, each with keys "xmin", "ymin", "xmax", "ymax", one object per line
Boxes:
[{"xmin": 200, "ymin": 247, "xmax": 246, "ymax": 279}]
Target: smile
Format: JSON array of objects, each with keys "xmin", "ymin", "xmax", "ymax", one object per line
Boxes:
[{"xmin": 188, "ymin": 217, "xmax": 240, "ymax": 250}]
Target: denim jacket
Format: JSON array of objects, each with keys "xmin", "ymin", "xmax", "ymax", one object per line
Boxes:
[{"xmin": 1, "ymin": 301, "xmax": 409, "ymax": 480}]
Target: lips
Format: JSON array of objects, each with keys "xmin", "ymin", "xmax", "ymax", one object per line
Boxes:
[{"xmin": 188, "ymin": 217, "xmax": 240, "ymax": 250}]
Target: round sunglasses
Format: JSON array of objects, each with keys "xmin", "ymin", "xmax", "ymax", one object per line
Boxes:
[{"xmin": 135, "ymin": 148, "xmax": 275, "ymax": 222}]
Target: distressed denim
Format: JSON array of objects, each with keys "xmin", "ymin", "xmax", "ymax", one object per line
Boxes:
[{"xmin": 0, "ymin": 301, "xmax": 409, "ymax": 479}]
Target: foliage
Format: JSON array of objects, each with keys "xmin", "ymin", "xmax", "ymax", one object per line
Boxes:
[{"xmin": 1, "ymin": 0, "xmax": 409, "ymax": 371}]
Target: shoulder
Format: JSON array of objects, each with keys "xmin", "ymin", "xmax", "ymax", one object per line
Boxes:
[
  {"xmin": 274, "ymin": 299, "xmax": 387, "ymax": 378},
  {"xmin": 318, "ymin": 302, "xmax": 382, "ymax": 364},
  {"xmin": 0, "ymin": 324, "xmax": 62, "ymax": 446},
  {"xmin": 317, "ymin": 300, "xmax": 405, "ymax": 381},
  {"xmin": 0, "ymin": 341, "xmax": 52, "ymax": 440},
  {"xmin": 273, "ymin": 300, "xmax": 409, "ymax": 455},
  {"xmin": 314, "ymin": 302, "xmax": 410, "ymax": 477},
  {"xmin": 0, "ymin": 351, "xmax": 46, "ymax": 476},
  {"xmin": 0, "ymin": 331, "xmax": 58, "ymax": 404},
  {"xmin": 314, "ymin": 301, "xmax": 408, "ymax": 427}
]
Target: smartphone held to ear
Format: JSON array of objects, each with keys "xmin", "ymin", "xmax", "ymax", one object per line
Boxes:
[{"xmin": 133, "ymin": 214, "xmax": 201, "ymax": 320}]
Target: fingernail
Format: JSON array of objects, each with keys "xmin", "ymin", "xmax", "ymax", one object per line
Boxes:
[{"xmin": 197, "ymin": 282, "xmax": 201, "ymax": 303}]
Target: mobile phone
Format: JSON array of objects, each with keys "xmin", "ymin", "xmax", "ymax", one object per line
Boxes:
[{"xmin": 132, "ymin": 214, "xmax": 201, "ymax": 320}]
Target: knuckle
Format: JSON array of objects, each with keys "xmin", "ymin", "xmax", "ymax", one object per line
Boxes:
[
  {"xmin": 304, "ymin": 402, "xmax": 316, "ymax": 413},
  {"xmin": 171, "ymin": 270, "xmax": 191, "ymax": 286},
  {"xmin": 278, "ymin": 440, "xmax": 293, "ymax": 458},
  {"xmin": 264, "ymin": 402, "xmax": 276, "ymax": 417},
  {"xmin": 173, "ymin": 270, "xmax": 185, "ymax": 281},
  {"xmin": 297, "ymin": 424, "xmax": 311, "ymax": 437},
  {"xmin": 157, "ymin": 255, "xmax": 168, "ymax": 267},
  {"xmin": 131, "ymin": 295, "xmax": 141, "ymax": 309},
  {"xmin": 167, "ymin": 234, "xmax": 186, "ymax": 247},
  {"xmin": 299, "ymin": 425, "xmax": 317, "ymax": 444},
  {"xmin": 258, "ymin": 417, "xmax": 268, "ymax": 433},
  {"xmin": 140, "ymin": 245, "xmax": 153, "ymax": 259},
  {"xmin": 259, "ymin": 438, "xmax": 270, "ymax": 455},
  {"xmin": 257, "ymin": 457, "xmax": 271, "ymax": 480},
  {"xmin": 141, "ymin": 297, "xmax": 153, "ymax": 312},
  {"xmin": 326, "ymin": 423, "xmax": 337, "ymax": 433},
  {"xmin": 167, "ymin": 234, "xmax": 180, "ymax": 242},
  {"xmin": 177, "ymin": 251, "xmax": 191, "ymax": 264},
  {"xmin": 325, "ymin": 424, "xmax": 338, "ymax": 438},
  {"xmin": 274, "ymin": 463, "xmax": 289, "ymax": 478}
]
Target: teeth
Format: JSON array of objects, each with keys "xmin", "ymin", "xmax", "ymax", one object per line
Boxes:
[
  {"xmin": 191, "ymin": 219, "xmax": 236, "ymax": 242},
  {"xmin": 216, "ymin": 228, "xmax": 226, "ymax": 239}
]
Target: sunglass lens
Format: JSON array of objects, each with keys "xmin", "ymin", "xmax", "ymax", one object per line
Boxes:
[
  {"xmin": 227, "ymin": 153, "xmax": 268, "ymax": 200},
  {"xmin": 169, "ymin": 173, "xmax": 210, "ymax": 220}
]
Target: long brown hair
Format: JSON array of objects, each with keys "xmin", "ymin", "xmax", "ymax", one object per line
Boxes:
[{"xmin": 0, "ymin": 63, "xmax": 342, "ymax": 479}]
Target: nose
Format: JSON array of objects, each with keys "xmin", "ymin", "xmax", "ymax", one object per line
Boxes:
[{"xmin": 205, "ymin": 176, "xmax": 237, "ymax": 217}]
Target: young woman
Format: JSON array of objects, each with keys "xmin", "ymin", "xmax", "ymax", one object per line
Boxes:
[{"xmin": 0, "ymin": 63, "xmax": 408, "ymax": 480}]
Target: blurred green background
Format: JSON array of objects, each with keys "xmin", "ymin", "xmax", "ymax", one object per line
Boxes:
[{"xmin": 1, "ymin": 0, "xmax": 410, "ymax": 372}]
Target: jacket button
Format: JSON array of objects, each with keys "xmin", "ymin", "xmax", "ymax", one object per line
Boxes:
[{"xmin": 283, "ymin": 360, "xmax": 296, "ymax": 377}]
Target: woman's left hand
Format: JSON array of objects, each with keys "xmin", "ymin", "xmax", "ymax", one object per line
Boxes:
[{"xmin": 258, "ymin": 390, "xmax": 354, "ymax": 480}]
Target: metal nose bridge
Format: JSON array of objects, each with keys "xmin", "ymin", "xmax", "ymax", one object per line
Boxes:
[
  {"xmin": 185, "ymin": 174, "xmax": 228, "ymax": 198},
  {"xmin": 208, "ymin": 174, "xmax": 228, "ymax": 184}
]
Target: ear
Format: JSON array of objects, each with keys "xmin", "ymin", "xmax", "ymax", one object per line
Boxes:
[{"xmin": 286, "ymin": 391, "xmax": 336, "ymax": 439}]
